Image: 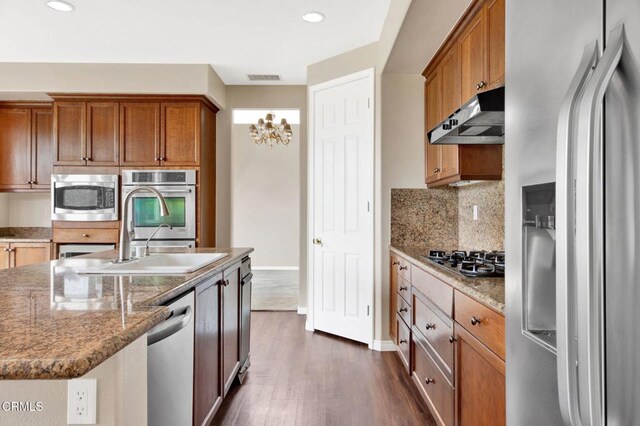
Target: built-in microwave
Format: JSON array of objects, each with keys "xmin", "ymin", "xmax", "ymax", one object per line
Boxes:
[{"xmin": 51, "ymin": 175, "xmax": 119, "ymax": 221}]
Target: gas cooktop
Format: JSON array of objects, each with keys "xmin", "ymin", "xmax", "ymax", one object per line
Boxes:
[{"xmin": 421, "ymin": 250, "xmax": 505, "ymax": 278}]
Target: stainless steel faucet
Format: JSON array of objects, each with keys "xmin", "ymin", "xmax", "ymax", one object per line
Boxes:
[
  {"xmin": 118, "ymin": 186, "xmax": 170, "ymax": 263},
  {"xmin": 144, "ymin": 224, "xmax": 173, "ymax": 256}
]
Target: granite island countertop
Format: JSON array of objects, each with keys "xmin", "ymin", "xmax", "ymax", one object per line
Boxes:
[
  {"xmin": 390, "ymin": 245, "xmax": 505, "ymax": 314},
  {"xmin": 0, "ymin": 247, "xmax": 253, "ymax": 380}
]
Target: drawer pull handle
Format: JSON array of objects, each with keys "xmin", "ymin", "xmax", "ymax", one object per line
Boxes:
[
  {"xmin": 399, "ymin": 339, "xmax": 407, "ymax": 344},
  {"xmin": 425, "ymin": 378, "xmax": 436, "ymax": 384},
  {"xmin": 82, "ymin": 234, "xmax": 89, "ymax": 238},
  {"xmin": 399, "ymin": 265, "xmax": 408, "ymax": 271},
  {"xmin": 425, "ymin": 323, "xmax": 436, "ymax": 330},
  {"xmin": 392, "ymin": 261, "xmax": 400, "ymax": 266},
  {"xmin": 449, "ymin": 335, "xmax": 457, "ymax": 343},
  {"xmin": 470, "ymin": 316, "xmax": 481, "ymax": 326},
  {"xmin": 399, "ymin": 307, "xmax": 408, "ymax": 313},
  {"xmin": 399, "ymin": 286, "xmax": 408, "ymax": 291}
]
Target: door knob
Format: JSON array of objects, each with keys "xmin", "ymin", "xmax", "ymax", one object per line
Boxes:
[{"xmin": 313, "ymin": 238, "xmax": 323, "ymax": 246}]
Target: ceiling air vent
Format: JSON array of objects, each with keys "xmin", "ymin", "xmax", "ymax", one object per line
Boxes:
[{"xmin": 247, "ymin": 74, "xmax": 281, "ymax": 81}]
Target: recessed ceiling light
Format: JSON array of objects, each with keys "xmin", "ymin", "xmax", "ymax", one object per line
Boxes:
[
  {"xmin": 46, "ymin": 0, "xmax": 75, "ymax": 12},
  {"xmin": 302, "ymin": 12, "xmax": 325, "ymax": 23}
]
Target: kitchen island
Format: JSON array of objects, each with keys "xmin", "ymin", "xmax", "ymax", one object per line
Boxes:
[{"xmin": 0, "ymin": 247, "xmax": 252, "ymax": 425}]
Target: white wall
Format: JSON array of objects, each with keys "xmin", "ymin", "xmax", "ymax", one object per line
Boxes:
[
  {"xmin": 231, "ymin": 122, "xmax": 300, "ymax": 267},
  {"xmin": 0, "ymin": 63, "xmax": 227, "ymax": 109},
  {"xmin": 1, "ymin": 193, "xmax": 51, "ymax": 227},
  {"xmin": 0, "ymin": 335, "xmax": 147, "ymax": 426}
]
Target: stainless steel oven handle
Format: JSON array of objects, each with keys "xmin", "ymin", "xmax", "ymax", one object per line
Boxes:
[
  {"xmin": 555, "ymin": 39, "xmax": 599, "ymax": 426},
  {"xmin": 125, "ymin": 189, "xmax": 192, "ymax": 195},
  {"xmin": 574, "ymin": 23, "xmax": 624, "ymax": 426}
]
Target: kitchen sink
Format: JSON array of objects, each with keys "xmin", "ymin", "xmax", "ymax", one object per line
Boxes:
[{"xmin": 76, "ymin": 253, "xmax": 229, "ymax": 275}]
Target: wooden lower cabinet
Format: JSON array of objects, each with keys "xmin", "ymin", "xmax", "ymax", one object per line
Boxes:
[
  {"xmin": 454, "ymin": 325, "xmax": 506, "ymax": 426},
  {"xmin": 194, "ymin": 273, "xmax": 223, "ymax": 426},
  {"xmin": 390, "ymin": 255, "xmax": 399, "ymax": 341},
  {"xmin": 1, "ymin": 242, "xmax": 52, "ymax": 269},
  {"xmin": 396, "ymin": 315, "xmax": 411, "ymax": 372},
  {"xmin": 222, "ymin": 262, "xmax": 241, "ymax": 397}
]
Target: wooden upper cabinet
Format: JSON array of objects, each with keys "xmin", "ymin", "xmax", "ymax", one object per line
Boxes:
[
  {"xmin": 0, "ymin": 108, "xmax": 31, "ymax": 190},
  {"xmin": 455, "ymin": 324, "xmax": 506, "ymax": 426},
  {"xmin": 53, "ymin": 102, "xmax": 86, "ymax": 166},
  {"xmin": 459, "ymin": 10, "xmax": 487, "ymax": 103},
  {"xmin": 485, "ymin": 0, "xmax": 505, "ymax": 89},
  {"xmin": 161, "ymin": 102, "xmax": 200, "ymax": 166},
  {"xmin": 31, "ymin": 108, "xmax": 52, "ymax": 189},
  {"xmin": 86, "ymin": 102, "xmax": 119, "ymax": 166},
  {"xmin": 441, "ymin": 45, "xmax": 461, "ymax": 118},
  {"xmin": 119, "ymin": 102, "xmax": 161, "ymax": 166},
  {"xmin": 425, "ymin": 71, "xmax": 442, "ymax": 184}
]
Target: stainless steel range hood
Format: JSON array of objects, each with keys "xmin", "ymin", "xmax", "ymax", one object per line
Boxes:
[{"xmin": 428, "ymin": 86, "xmax": 505, "ymax": 145}]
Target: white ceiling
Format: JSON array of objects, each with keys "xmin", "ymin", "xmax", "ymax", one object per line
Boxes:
[{"xmin": 0, "ymin": 0, "xmax": 392, "ymax": 85}]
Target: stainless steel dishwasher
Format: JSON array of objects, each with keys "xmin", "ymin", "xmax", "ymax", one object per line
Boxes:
[{"xmin": 147, "ymin": 291, "xmax": 194, "ymax": 426}]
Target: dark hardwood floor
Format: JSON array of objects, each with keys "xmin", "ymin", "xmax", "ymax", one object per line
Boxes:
[{"xmin": 213, "ymin": 312, "xmax": 435, "ymax": 426}]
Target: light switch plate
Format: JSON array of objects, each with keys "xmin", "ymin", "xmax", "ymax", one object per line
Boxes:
[
  {"xmin": 473, "ymin": 205, "xmax": 479, "ymax": 221},
  {"xmin": 67, "ymin": 378, "xmax": 97, "ymax": 424}
]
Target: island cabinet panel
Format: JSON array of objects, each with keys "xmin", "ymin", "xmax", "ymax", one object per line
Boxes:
[
  {"xmin": 119, "ymin": 102, "xmax": 161, "ymax": 166},
  {"xmin": 53, "ymin": 102, "xmax": 86, "ymax": 166},
  {"xmin": 222, "ymin": 262, "xmax": 241, "ymax": 397},
  {"xmin": 161, "ymin": 102, "xmax": 200, "ymax": 166},
  {"xmin": 0, "ymin": 107, "xmax": 32, "ymax": 190},
  {"xmin": 86, "ymin": 102, "xmax": 119, "ymax": 166},
  {"xmin": 194, "ymin": 273, "xmax": 223, "ymax": 426},
  {"xmin": 454, "ymin": 324, "xmax": 506, "ymax": 426},
  {"xmin": 31, "ymin": 108, "xmax": 53, "ymax": 190},
  {"xmin": 390, "ymin": 254, "xmax": 400, "ymax": 341}
]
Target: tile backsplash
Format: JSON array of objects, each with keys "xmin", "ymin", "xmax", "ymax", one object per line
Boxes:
[
  {"xmin": 391, "ymin": 180, "xmax": 505, "ymax": 251},
  {"xmin": 390, "ymin": 188, "xmax": 458, "ymax": 251}
]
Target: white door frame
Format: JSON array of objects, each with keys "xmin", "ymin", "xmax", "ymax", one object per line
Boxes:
[{"xmin": 306, "ymin": 67, "xmax": 375, "ymax": 347}]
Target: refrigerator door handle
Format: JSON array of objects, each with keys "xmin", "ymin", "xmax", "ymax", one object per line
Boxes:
[
  {"xmin": 556, "ymin": 39, "xmax": 599, "ymax": 426},
  {"xmin": 574, "ymin": 24, "xmax": 625, "ymax": 426}
]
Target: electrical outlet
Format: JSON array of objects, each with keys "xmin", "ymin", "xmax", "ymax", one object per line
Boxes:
[
  {"xmin": 473, "ymin": 205, "xmax": 479, "ymax": 221},
  {"xmin": 67, "ymin": 378, "xmax": 96, "ymax": 424}
]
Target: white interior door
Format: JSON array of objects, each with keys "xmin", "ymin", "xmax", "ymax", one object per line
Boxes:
[{"xmin": 309, "ymin": 69, "xmax": 374, "ymax": 344}]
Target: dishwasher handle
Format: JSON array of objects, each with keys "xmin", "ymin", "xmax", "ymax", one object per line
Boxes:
[{"xmin": 147, "ymin": 305, "xmax": 193, "ymax": 346}]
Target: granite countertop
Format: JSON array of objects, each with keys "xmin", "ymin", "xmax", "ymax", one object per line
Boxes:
[
  {"xmin": 0, "ymin": 247, "xmax": 253, "ymax": 380},
  {"xmin": 0, "ymin": 227, "xmax": 52, "ymax": 243},
  {"xmin": 390, "ymin": 245, "xmax": 505, "ymax": 314}
]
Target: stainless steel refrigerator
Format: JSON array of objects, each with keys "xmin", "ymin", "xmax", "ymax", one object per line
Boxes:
[{"xmin": 506, "ymin": 0, "xmax": 640, "ymax": 424}]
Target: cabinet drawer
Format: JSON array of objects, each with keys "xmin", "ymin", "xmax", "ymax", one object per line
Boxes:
[
  {"xmin": 397, "ymin": 277, "xmax": 412, "ymax": 305},
  {"xmin": 397, "ymin": 296, "xmax": 411, "ymax": 328},
  {"xmin": 454, "ymin": 291, "xmax": 505, "ymax": 360},
  {"xmin": 53, "ymin": 228, "xmax": 119, "ymax": 244},
  {"xmin": 412, "ymin": 265, "xmax": 453, "ymax": 316},
  {"xmin": 413, "ymin": 292, "xmax": 454, "ymax": 379},
  {"xmin": 412, "ymin": 334, "xmax": 454, "ymax": 426},
  {"xmin": 396, "ymin": 314, "xmax": 411, "ymax": 373},
  {"xmin": 397, "ymin": 258, "xmax": 411, "ymax": 281}
]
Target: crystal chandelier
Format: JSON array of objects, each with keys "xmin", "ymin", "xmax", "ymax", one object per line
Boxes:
[{"xmin": 248, "ymin": 113, "xmax": 293, "ymax": 147}]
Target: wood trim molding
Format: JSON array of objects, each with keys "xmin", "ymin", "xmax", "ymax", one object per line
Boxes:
[
  {"xmin": 47, "ymin": 94, "xmax": 219, "ymax": 113},
  {"xmin": 0, "ymin": 101, "xmax": 52, "ymax": 109},
  {"xmin": 422, "ymin": 0, "xmax": 486, "ymax": 77}
]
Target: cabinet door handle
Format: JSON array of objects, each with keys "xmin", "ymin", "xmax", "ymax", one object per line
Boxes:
[
  {"xmin": 392, "ymin": 261, "xmax": 400, "ymax": 266},
  {"xmin": 222, "ymin": 279, "xmax": 230, "ymax": 287},
  {"xmin": 449, "ymin": 335, "xmax": 457, "ymax": 343},
  {"xmin": 399, "ymin": 286, "xmax": 408, "ymax": 291},
  {"xmin": 399, "ymin": 339, "xmax": 407, "ymax": 344},
  {"xmin": 470, "ymin": 316, "xmax": 481, "ymax": 326},
  {"xmin": 425, "ymin": 323, "xmax": 436, "ymax": 330},
  {"xmin": 399, "ymin": 265, "xmax": 408, "ymax": 271},
  {"xmin": 425, "ymin": 378, "xmax": 436, "ymax": 384},
  {"xmin": 399, "ymin": 307, "xmax": 408, "ymax": 313},
  {"xmin": 155, "ymin": 157, "xmax": 160, "ymax": 161},
  {"xmin": 476, "ymin": 81, "xmax": 487, "ymax": 90},
  {"xmin": 3, "ymin": 248, "xmax": 9, "ymax": 252}
]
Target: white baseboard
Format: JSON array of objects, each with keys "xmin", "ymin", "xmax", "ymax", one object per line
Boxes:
[
  {"xmin": 297, "ymin": 306, "xmax": 307, "ymax": 315},
  {"xmin": 251, "ymin": 266, "xmax": 300, "ymax": 271},
  {"xmin": 371, "ymin": 340, "xmax": 396, "ymax": 352}
]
